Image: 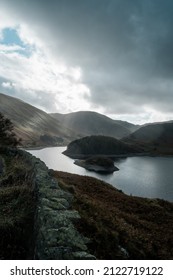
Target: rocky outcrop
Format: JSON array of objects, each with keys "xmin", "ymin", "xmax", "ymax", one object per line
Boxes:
[
  {"xmin": 74, "ymin": 157, "xmax": 119, "ymax": 174},
  {"xmin": 0, "ymin": 147, "xmax": 95, "ymax": 260},
  {"xmin": 34, "ymin": 163, "xmax": 95, "ymax": 259}
]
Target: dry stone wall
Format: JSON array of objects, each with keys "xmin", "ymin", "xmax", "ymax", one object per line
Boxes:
[{"xmin": 1, "ymin": 147, "xmax": 95, "ymax": 260}]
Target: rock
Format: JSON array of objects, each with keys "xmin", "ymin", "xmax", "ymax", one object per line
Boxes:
[
  {"xmin": 0, "ymin": 147, "xmax": 96, "ymax": 260},
  {"xmin": 41, "ymin": 197, "xmax": 70, "ymax": 210},
  {"xmin": 70, "ymin": 251, "xmax": 96, "ymax": 260},
  {"xmin": 74, "ymin": 156, "xmax": 119, "ymax": 174},
  {"xmin": 0, "ymin": 147, "xmax": 94, "ymax": 260}
]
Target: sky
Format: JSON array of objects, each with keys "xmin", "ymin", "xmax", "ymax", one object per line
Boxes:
[{"xmin": 0, "ymin": 0, "xmax": 173, "ymax": 124}]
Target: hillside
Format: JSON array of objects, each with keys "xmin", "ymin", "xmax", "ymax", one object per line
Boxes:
[
  {"xmin": 0, "ymin": 147, "xmax": 94, "ymax": 260},
  {"xmin": 0, "ymin": 93, "xmax": 80, "ymax": 147},
  {"xmin": 54, "ymin": 171, "xmax": 173, "ymax": 260},
  {"xmin": 0, "ymin": 147, "xmax": 36, "ymax": 259},
  {"xmin": 63, "ymin": 135, "xmax": 141, "ymax": 158},
  {"xmin": 124, "ymin": 122, "xmax": 173, "ymax": 154},
  {"xmin": 1, "ymin": 145, "xmax": 173, "ymax": 260},
  {"xmin": 51, "ymin": 111, "xmax": 139, "ymax": 139}
]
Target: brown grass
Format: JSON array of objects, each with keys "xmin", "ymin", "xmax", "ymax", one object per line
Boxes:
[
  {"xmin": 53, "ymin": 171, "xmax": 173, "ymax": 260},
  {"xmin": 0, "ymin": 151, "xmax": 36, "ymax": 259}
]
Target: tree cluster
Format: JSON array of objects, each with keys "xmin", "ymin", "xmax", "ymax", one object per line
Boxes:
[{"xmin": 0, "ymin": 112, "xmax": 21, "ymax": 147}]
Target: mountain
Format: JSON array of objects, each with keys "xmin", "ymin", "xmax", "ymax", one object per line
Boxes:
[
  {"xmin": 124, "ymin": 121, "xmax": 173, "ymax": 154},
  {"xmin": 63, "ymin": 135, "xmax": 141, "ymax": 158},
  {"xmin": 50, "ymin": 111, "xmax": 139, "ymax": 139},
  {"xmin": 113, "ymin": 119, "xmax": 140, "ymax": 132},
  {"xmin": 0, "ymin": 93, "xmax": 79, "ymax": 147}
]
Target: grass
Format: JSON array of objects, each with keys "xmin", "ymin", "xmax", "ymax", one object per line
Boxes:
[
  {"xmin": 0, "ymin": 150, "xmax": 36, "ymax": 259},
  {"xmin": 53, "ymin": 171, "xmax": 173, "ymax": 260}
]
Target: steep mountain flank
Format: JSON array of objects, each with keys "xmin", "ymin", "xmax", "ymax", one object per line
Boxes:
[
  {"xmin": 63, "ymin": 135, "xmax": 141, "ymax": 158},
  {"xmin": 0, "ymin": 93, "xmax": 79, "ymax": 147},
  {"xmin": 124, "ymin": 122, "xmax": 173, "ymax": 154},
  {"xmin": 51, "ymin": 111, "xmax": 139, "ymax": 139}
]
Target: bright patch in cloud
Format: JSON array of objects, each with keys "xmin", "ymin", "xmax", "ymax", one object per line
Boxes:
[
  {"xmin": 71, "ymin": 67, "xmax": 82, "ymax": 81},
  {"xmin": 0, "ymin": 23, "xmax": 91, "ymax": 113}
]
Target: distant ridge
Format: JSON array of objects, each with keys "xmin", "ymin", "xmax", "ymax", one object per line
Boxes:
[
  {"xmin": 124, "ymin": 121, "xmax": 173, "ymax": 154},
  {"xmin": 0, "ymin": 93, "xmax": 79, "ymax": 146},
  {"xmin": 51, "ymin": 111, "xmax": 139, "ymax": 139}
]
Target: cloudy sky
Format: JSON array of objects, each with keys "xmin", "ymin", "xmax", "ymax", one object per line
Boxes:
[{"xmin": 0, "ymin": 0, "xmax": 173, "ymax": 124}]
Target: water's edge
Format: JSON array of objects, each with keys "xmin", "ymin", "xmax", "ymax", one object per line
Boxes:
[{"xmin": 29, "ymin": 147, "xmax": 173, "ymax": 202}]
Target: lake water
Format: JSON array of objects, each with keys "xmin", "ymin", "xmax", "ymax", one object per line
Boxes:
[{"xmin": 29, "ymin": 147, "xmax": 173, "ymax": 202}]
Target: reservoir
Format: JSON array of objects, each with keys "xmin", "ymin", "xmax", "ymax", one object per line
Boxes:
[{"xmin": 29, "ymin": 147, "xmax": 173, "ymax": 202}]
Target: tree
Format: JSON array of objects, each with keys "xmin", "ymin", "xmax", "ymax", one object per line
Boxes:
[{"xmin": 0, "ymin": 112, "xmax": 21, "ymax": 147}]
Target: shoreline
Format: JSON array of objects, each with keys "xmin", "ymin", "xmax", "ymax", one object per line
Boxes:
[
  {"xmin": 23, "ymin": 145, "xmax": 173, "ymax": 158},
  {"xmin": 63, "ymin": 152, "xmax": 154, "ymax": 159},
  {"xmin": 21, "ymin": 144, "xmax": 64, "ymax": 151}
]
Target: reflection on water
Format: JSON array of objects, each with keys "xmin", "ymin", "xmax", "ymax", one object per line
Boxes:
[
  {"xmin": 29, "ymin": 147, "xmax": 173, "ymax": 202},
  {"xmin": 112, "ymin": 157, "xmax": 173, "ymax": 201}
]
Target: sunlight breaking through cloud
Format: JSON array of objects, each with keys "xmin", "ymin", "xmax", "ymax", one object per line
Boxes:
[{"xmin": 0, "ymin": 23, "xmax": 91, "ymax": 113}]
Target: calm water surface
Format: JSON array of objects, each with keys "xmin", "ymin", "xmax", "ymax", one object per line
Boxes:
[{"xmin": 29, "ymin": 147, "xmax": 173, "ymax": 202}]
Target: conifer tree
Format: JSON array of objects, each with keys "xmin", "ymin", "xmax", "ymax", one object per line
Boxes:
[{"xmin": 0, "ymin": 112, "xmax": 21, "ymax": 147}]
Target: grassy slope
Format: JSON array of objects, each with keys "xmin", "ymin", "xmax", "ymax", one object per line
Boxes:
[
  {"xmin": 124, "ymin": 122, "xmax": 173, "ymax": 155},
  {"xmin": 0, "ymin": 93, "xmax": 78, "ymax": 146},
  {"xmin": 0, "ymin": 151, "xmax": 36, "ymax": 259},
  {"xmin": 53, "ymin": 171, "xmax": 173, "ymax": 260}
]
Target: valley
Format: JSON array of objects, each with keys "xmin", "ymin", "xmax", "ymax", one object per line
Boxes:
[{"xmin": 1, "ymin": 92, "xmax": 173, "ymax": 260}]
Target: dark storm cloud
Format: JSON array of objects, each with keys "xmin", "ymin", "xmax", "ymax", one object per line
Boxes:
[{"xmin": 1, "ymin": 0, "xmax": 173, "ymax": 117}]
